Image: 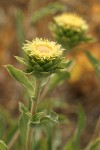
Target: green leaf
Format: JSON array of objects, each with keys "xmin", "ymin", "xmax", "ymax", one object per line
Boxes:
[
  {"xmin": 58, "ymin": 114, "xmax": 69, "ymax": 124},
  {"xmin": 0, "ymin": 141, "xmax": 7, "ymax": 150},
  {"xmin": 65, "ymin": 60, "xmax": 75, "ymax": 71},
  {"xmin": 5, "ymin": 125, "xmax": 18, "ymax": 144},
  {"xmin": 0, "ymin": 116, "xmax": 5, "ymax": 139},
  {"xmin": 4, "ymin": 65, "xmax": 34, "ymax": 98},
  {"xmin": 30, "ymin": 112, "xmax": 45, "ymax": 127},
  {"xmin": 40, "ymin": 111, "xmax": 59, "ymax": 124},
  {"xmin": 31, "ymin": 3, "xmax": 65, "ymax": 25},
  {"xmin": 31, "ymin": 134, "xmax": 47, "ymax": 150},
  {"xmin": 85, "ymin": 51, "xmax": 100, "ymax": 79},
  {"xmin": 15, "ymin": 56, "xmax": 27, "ymax": 66},
  {"xmin": 32, "ymin": 112, "xmax": 45, "ymax": 122},
  {"xmin": 85, "ymin": 138, "xmax": 100, "ymax": 150},
  {"xmin": 82, "ymin": 36, "xmax": 95, "ymax": 43},
  {"xmin": 19, "ymin": 102, "xmax": 29, "ymax": 114},
  {"xmin": 63, "ymin": 140, "xmax": 74, "ymax": 150},
  {"xmin": 19, "ymin": 113, "xmax": 29, "ymax": 150},
  {"xmin": 16, "ymin": 9, "xmax": 25, "ymax": 47},
  {"xmin": 73, "ymin": 106, "xmax": 85, "ymax": 148},
  {"xmin": 30, "ymin": 111, "xmax": 59, "ymax": 127},
  {"xmin": 19, "ymin": 102, "xmax": 31, "ymax": 149},
  {"xmin": 41, "ymin": 77, "xmax": 49, "ymax": 87},
  {"xmin": 48, "ymin": 59, "xmax": 74, "ymax": 91},
  {"xmin": 49, "ymin": 71, "xmax": 70, "ymax": 91},
  {"xmin": 63, "ymin": 106, "xmax": 85, "ymax": 150},
  {"xmin": 19, "ymin": 102, "xmax": 32, "ymax": 120}
]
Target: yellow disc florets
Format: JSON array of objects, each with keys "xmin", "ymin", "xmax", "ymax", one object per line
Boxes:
[
  {"xmin": 22, "ymin": 38, "xmax": 63, "ymax": 59},
  {"xmin": 54, "ymin": 13, "xmax": 88, "ymax": 31}
]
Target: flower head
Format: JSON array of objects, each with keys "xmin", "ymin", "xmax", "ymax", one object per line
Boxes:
[
  {"xmin": 22, "ymin": 38, "xmax": 63, "ymax": 60},
  {"xmin": 54, "ymin": 13, "xmax": 88, "ymax": 31},
  {"xmin": 22, "ymin": 38, "xmax": 66, "ymax": 77},
  {"xmin": 50, "ymin": 13, "xmax": 91, "ymax": 50}
]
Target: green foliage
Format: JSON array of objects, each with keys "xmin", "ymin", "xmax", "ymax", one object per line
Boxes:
[
  {"xmin": 30, "ymin": 111, "xmax": 59, "ymax": 127},
  {"xmin": 4, "ymin": 65, "xmax": 34, "ymax": 98},
  {"xmin": 85, "ymin": 138, "xmax": 100, "ymax": 150},
  {"xmin": 6, "ymin": 125, "xmax": 18, "ymax": 145},
  {"xmin": 73, "ymin": 107, "xmax": 85, "ymax": 149},
  {"xmin": 0, "ymin": 116, "xmax": 5, "ymax": 139},
  {"xmin": 31, "ymin": 3, "xmax": 66, "ymax": 25},
  {"xmin": 15, "ymin": 2, "xmax": 65, "ymax": 48},
  {"xmin": 19, "ymin": 103, "xmax": 29, "ymax": 150},
  {"xmin": 19, "ymin": 102, "xmax": 59, "ymax": 126},
  {"xmin": 85, "ymin": 51, "xmax": 100, "ymax": 79},
  {"xmin": 15, "ymin": 56, "xmax": 28, "ymax": 66},
  {"xmin": 31, "ymin": 131, "xmax": 47, "ymax": 150},
  {"xmin": 38, "ymin": 59, "xmax": 74, "ymax": 101},
  {"xmin": 0, "ymin": 105, "xmax": 18, "ymax": 147},
  {"xmin": 16, "ymin": 10, "xmax": 25, "ymax": 47},
  {"xmin": 0, "ymin": 141, "xmax": 7, "ymax": 150},
  {"xmin": 49, "ymin": 60, "xmax": 74, "ymax": 91},
  {"xmin": 63, "ymin": 106, "xmax": 85, "ymax": 150},
  {"xmin": 18, "ymin": 102, "xmax": 60, "ymax": 150}
]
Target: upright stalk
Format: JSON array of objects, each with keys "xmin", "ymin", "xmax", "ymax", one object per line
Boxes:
[{"xmin": 26, "ymin": 78, "xmax": 42, "ymax": 150}]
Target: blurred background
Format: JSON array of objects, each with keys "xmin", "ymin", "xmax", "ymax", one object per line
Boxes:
[{"xmin": 0, "ymin": 0, "xmax": 100, "ymax": 149}]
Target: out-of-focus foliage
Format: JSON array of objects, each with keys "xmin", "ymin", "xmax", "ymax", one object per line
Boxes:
[
  {"xmin": 16, "ymin": 10, "xmax": 25, "ymax": 48},
  {"xmin": 85, "ymin": 51, "xmax": 100, "ymax": 79},
  {"xmin": 0, "ymin": 140, "xmax": 7, "ymax": 150},
  {"xmin": 0, "ymin": 105, "xmax": 19, "ymax": 149},
  {"xmin": 63, "ymin": 107, "xmax": 85, "ymax": 150},
  {"xmin": 85, "ymin": 138, "xmax": 100, "ymax": 150},
  {"xmin": 48, "ymin": 59, "xmax": 74, "ymax": 91},
  {"xmin": 16, "ymin": 2, "xmax": 66, "ymax": 47},
  {"xmin": 31, "ymin": 3, "xmax": 66, "ymax": 25}
]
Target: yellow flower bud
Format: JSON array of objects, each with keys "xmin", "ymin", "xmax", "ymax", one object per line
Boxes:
[
  {"xmin": 22, "ymin": 38, "xmax": 66, "ymax": 77},
  {"xmin": 54, "ymin": 13, "xmax": 88, "ymax": 31},
  {"xmin": 50, "ymin": 13, "xmax": 92, "ymax": 50}
]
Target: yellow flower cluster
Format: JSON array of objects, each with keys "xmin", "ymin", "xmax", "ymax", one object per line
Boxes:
[
  {"xmin": 23, "ymin": 38, "xmax": 63, "ymax": 59},
  {"xmin": 54, "ymin": 13, "xmax": 88, "ymax": 31}
]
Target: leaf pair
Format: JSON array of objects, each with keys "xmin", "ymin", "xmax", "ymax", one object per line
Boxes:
[
  {"xmin": 19, "ymin": 102, "xmax": 59, "ymax": 127},
  {"xmin": 19, "ymin": 102, "xmax": 59, "ymax": 150},
  {"xmin": 30, "ymin": 111, "xmax": 59, "ymax": 127}
]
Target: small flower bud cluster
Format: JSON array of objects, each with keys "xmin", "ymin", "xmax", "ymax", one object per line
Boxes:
[{"xmin": 50, "ymin": 13, "xmax": 91, "ymax": 50}]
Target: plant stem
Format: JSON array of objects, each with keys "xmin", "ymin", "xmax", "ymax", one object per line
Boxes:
[
  {"xmin": 8, "ymin": 129, "xmax": 20, "ymax": 150},
  {"xmin": 26, "ymin": 78, "xmax": 42, "ymax": 150},
  {"xmin": 91, "ymin": 116, "xmax": 100, "ymax": 140}
]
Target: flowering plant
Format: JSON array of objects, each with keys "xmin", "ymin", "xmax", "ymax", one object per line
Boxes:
[{"xmin": 4, "ymin": 38, "xmax": 72, "ymax": 150}]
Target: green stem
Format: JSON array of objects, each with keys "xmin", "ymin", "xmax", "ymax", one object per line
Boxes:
[
  {"xmin": 47, "ymin": 134, "xmax": 52, "ymax": 150},
  {"xmin": 26, "ymin": 78, "xmax": 42, "ymax": 150}
]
